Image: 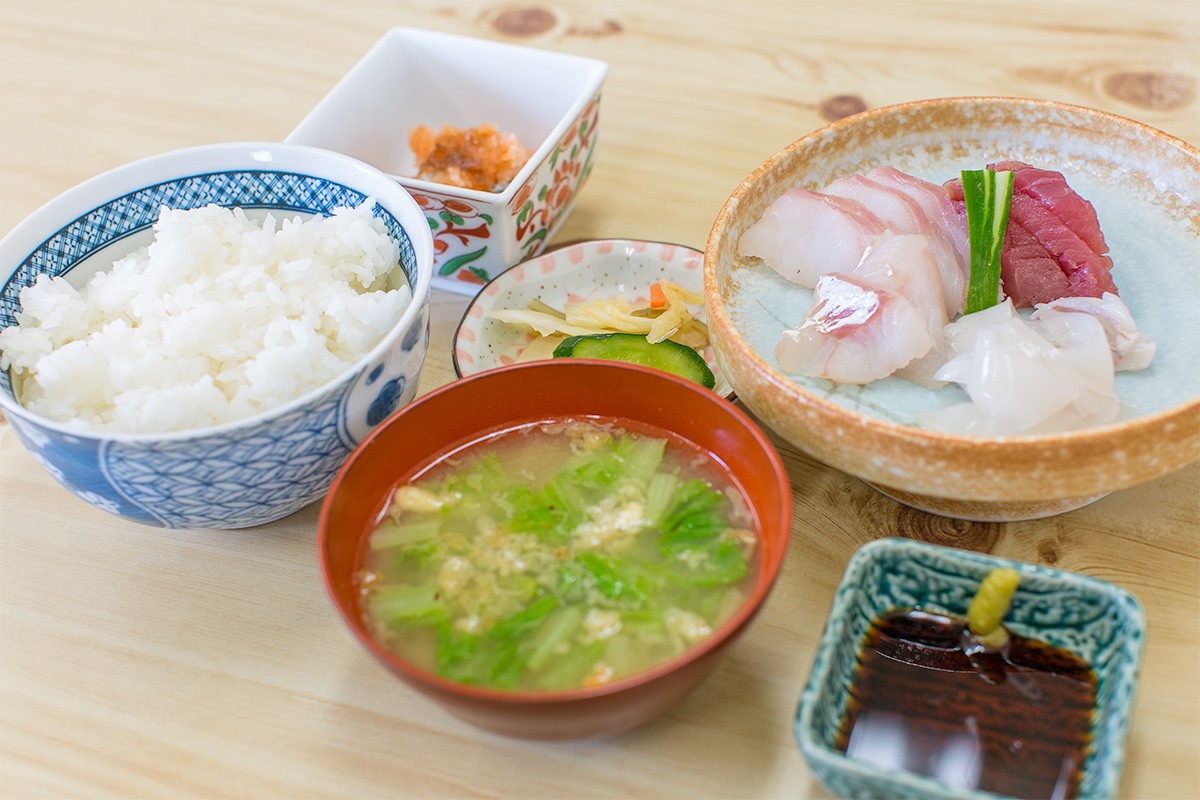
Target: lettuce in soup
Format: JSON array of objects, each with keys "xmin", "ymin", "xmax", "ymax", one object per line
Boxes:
[{"xmin": 357, "ymin": 418, "xmax": 757, "ymax": 691}]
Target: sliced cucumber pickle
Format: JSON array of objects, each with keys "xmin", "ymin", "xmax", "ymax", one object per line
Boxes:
[{"xmin": 552, "ymin": 333, "xmax": 716, "ymax": 389}]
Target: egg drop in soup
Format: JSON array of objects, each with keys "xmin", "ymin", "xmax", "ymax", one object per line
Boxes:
[{"xmin": 356, "ymin": 417, "xmax": 758, "ymax": 692}]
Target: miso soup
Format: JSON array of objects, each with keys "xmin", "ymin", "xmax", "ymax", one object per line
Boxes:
[{"xmin": 356, "ymin": 416, "xmax": 758, "ymax": 692}]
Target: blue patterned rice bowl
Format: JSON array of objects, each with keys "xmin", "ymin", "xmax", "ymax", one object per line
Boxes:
[{"xmin": 0, "ymin": 142, "xmax": 434, "ymax": 529}]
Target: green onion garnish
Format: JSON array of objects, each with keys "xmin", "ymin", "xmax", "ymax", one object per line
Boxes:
[{"xmin": 961, "ymin": 168, "xmax": 1014, "ymax": 314}]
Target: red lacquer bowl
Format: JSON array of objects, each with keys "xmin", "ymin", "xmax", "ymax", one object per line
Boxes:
[{"xmin": 318, "ymin": 360, "xmax": 792, "ymax": 739}]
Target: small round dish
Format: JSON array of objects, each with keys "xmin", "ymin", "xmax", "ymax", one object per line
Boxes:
[{"xmin": 452, "ymin": 238, "xmax": 733, "ymax": 397}]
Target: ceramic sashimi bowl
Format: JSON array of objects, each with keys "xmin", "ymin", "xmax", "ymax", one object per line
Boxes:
[
  {"xmin": 0, "ymin": 142, "xmax": 434, "ymax": 529},
  {"xmin": 705, "ymin": 96, "xmax": 1200, "ymax": 521},
  {"xmin": 795, "ymin": 538, "xmax": 1145, "ymax": 800},
  {"xmin": 452, "ymin": 238, "xmax": 732, "ymax": 397},
  {"xmin": 287, "ymin": 27, "xmax": 609, "ymax": 293}
]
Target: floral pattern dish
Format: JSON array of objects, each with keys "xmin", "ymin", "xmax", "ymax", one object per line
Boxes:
[
  {"xmin": 286, "ymin": 27, "xmax": 608, "ymax": 294},
  {"xmin": 453, "ymin": 238, "xmax": 732, "ymax": 397}
]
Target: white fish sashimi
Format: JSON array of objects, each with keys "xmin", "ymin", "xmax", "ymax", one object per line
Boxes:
[
  {"xmin": 738, "ymin": 188, "xmax": 888, "ymax": 287},
  {"xmin": 866, "ymin": 166, "xmax": 971, "ymax": 267},
  {"xmin": 851, "ymin": 234, "xmax": 949, "ymax": 336},
  {"xmin": 775, "ymin": 273, "xmax": 935, "ymax": 384},
  {"xmin": 824, "ymin": 174, "xmax": 967, "ymax": 315},
  {"xmin": 925, "ymin": 299, "xmax": 1119, "ymax": 435},
  {"xmin": 851, "ymin": 234, "xmax": 953, "ymax": 388},
  {"xmin": 774, "ymin": 235, "xmax": 947, "ymax": 385},
  {"xmin": 1033, "ymin": 292, "xmax": 1156, "ymax": 371}
]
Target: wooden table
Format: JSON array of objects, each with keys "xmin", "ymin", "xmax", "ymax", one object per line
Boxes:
[{"xmin": 2, "ymin": 2, "xmax": 1197, "ymax": 797}]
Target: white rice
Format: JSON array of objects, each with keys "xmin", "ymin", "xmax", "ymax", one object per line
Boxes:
[{"xmin": 0, "ymin": 201, "xmax": 412, "ymax": 434}]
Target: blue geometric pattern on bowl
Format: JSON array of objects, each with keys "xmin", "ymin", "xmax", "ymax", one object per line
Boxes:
[
  {"xmin": 0, "ymin": 169, "xmax": 423, "ymax": 529},
  {"xmin": 106, "ymin": 384, "xmax": 353, "ymax": 529},
  {"xmin": 794, "ymin": 538, "xmax": 1145, "ymax": 800}
]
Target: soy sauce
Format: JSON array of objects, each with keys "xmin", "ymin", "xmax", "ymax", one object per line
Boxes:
[{"xmin": 836, "ymin": 609, "xmax": 1096, "ymax": 799}]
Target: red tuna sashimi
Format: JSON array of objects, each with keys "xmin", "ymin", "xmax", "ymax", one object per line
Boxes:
[
  {"xmin": 945, "ymin": 164, "xmax": 1116, "ymax": 306},
  {"xmin": 1008, "ymin": 190, "xmax": 1117, "ymax": 298},
  {"xmin": 1000, "ymin": 220, "xmax": 1071, "ymax": 305},
  {"xmin": 990, "ymin": 160, "xmax": 1110, "ymax": 256}
]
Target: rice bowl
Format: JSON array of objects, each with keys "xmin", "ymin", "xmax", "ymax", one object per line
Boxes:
[{"xmin": 0, "ymin": 142, "xmax": 434, "ymax": 529}]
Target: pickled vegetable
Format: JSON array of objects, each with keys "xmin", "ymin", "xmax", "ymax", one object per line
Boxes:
[
  {"xmin": 553, "ymin": 333, "xmax": 716, "ymax": 388},
  {"xmin": 967, "ymin": 566, "xmax": 1021, "ymax": 649}
]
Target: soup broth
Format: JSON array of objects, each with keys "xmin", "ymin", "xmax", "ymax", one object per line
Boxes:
[{"xmin": 357, "ymin": 416, "xmax": 758, "ymax": 692}]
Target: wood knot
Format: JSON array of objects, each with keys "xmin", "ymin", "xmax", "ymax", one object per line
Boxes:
[
  {"xmin": 569, "ymin": 19, "xmax": 623, "ymax": 37},
  {"xmin": 1103, "ymin": 71, "xmax": 1195, "ymax": 111},
  {"xmin": 1037, "ymin": 540, "xmax": 1059, "ymax": 564},
  {"xmin": 896, "ymin": 507, "xmax": 1002, "ymax": 553},
  {"xmin": 491, "ymin": 6, "xmax": 558, "ymax": 37},
  {"xmin": 820, "ymin": 95, "xmax": 868, "ymax": 122}
]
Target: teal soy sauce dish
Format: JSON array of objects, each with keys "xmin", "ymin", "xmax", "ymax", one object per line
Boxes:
[{"xmin": 795, "ymin": 538, "xmax": 1144, "ymax": 800}]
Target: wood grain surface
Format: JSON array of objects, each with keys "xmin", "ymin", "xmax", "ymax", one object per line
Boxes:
[{"xmin": 1, "ymin": 2, "xmax": 1197, "ymax": 798}]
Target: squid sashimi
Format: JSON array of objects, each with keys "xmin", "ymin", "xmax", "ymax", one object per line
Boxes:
[
  {"xmin": 1033, "ymin": 293, "xmax": 1155, "ymax": 371},
  {"xmin": 738, "ymin": 189, "xmax": 888, "ymax": 287},
  {"xmin": 924, "ymin": 300, "xmax": 1119, "ymax": 435}
]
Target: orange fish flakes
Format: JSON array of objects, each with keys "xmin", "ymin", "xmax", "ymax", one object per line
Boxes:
[{"xmin": 409, "ymin": 123, "xmax": 532, "ymax": 192}]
